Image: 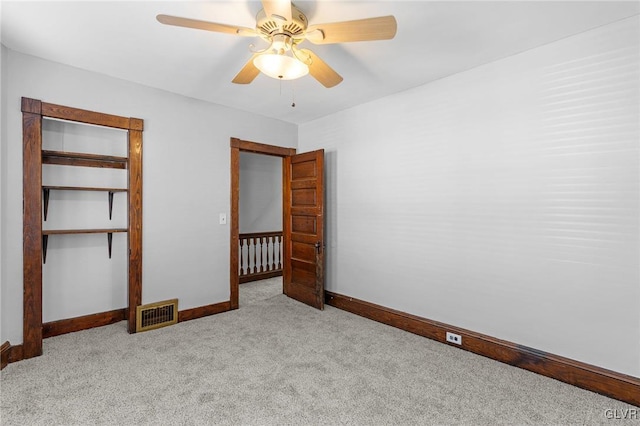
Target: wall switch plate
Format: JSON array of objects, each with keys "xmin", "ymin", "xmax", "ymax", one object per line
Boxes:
[
  {"xmin": 446, "ymin": 332, "xmax": 462, "ymax": 345},
  {"xmin": 219, "ymin": 213, "xmax": 227, "ymax": 225}
]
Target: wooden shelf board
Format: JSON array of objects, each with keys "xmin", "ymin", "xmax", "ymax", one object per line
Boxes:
[
  {"xmin": 43, "ymin": 186, "xmax": 128, "ymax": 192},
  {"xmin": 42, "ymin": 150, "xmax": 128, "ymax": 169},
  {"xmin": 42, "ymin": 228, "xmax": 128, "ymax": 235}
]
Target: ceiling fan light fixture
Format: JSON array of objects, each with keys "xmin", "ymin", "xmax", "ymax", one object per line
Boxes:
[
  {"xmin": 157, "ymin": 3, "xmax": 397, "ymax": 88},
  {"xmin": 253, "ymin": 52, "xmax": 309, "ymax": 80}
]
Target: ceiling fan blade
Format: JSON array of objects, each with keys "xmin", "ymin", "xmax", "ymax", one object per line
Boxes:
[
  {"xmin": 232, "ymin": 54, "xmax": 261, "ymax": 84},
  {"xmin": 299, "ymin": 49, "xmax": 343, "ymax": 88},
  {"xmin": 306, "ymin": 16, "xmax": 397, "ymax": 44},
  {"xmin": 261, "ymin": 0, "xmax": 292, "ymax": 22},
  {"xmin": 156, "ymin": 14, "xmax": 256, "ymax": 37}
]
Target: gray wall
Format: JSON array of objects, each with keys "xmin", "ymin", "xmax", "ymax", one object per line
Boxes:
[
  {"xmin": 239, "ymin": 152, "xmax": 282, "ymax": 233},
  {"xmin": 298, "ymin": 17, "xmax": 639, "ymax": 377},
  {"xmin": 0, "ymin": 48, "xmax": 297, "ymax": 344}
]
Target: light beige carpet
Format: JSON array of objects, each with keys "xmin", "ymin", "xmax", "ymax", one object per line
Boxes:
[{"xmin": 0, "ymin": 277, "xmax": 635, "ymax": 425}]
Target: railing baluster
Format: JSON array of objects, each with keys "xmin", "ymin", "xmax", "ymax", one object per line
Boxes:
[
  {"xmin": 270, "ymin": 236, "xmax": 275, "ymax": 271},
  {"xmin": 258, "ymin": 237, "xmax": 264, "ymax": 272},
  {"xmin": 273, "ymin": 236, "xmax": 277, "ymax": 271},
  {"xmin": 239, "ymin": 238, "xmax": 245, "ymax": 276},
  {"xmin": 252, "ymin": 237, "xmax": 258, "ymax": 274},
  {"xmin": 238, "ymin": 231, "xmax": 284, "ymax": 283},
  {"xmin": 264, "ymin": 236, "xmax": 269, "ymax": 272},
  {"xmin": 263, "ymin": 236, "xmax": 268, "ymax": 272},
  {"xmin": 247, "ymin": 238, "xmax": 251, "ymax": 274},
  {"xmin": 277, "ymin": 235, "xmax": 282, "ymax": 270}
]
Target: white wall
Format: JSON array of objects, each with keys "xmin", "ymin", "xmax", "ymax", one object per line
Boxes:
[
  {"xmin": 40, "ymin": 120, "xmax": 129, "ymax": 321},
  {"xmin": 0, "ymin": 48, "xmax": 297, "ymax": 344},
  {"xmin": 299, "ymin": 17, "xmax": 640, "ymax": 377},
  {"xmin": 239, "ymin": 152, "xmax": 282, "ymax": 233}
]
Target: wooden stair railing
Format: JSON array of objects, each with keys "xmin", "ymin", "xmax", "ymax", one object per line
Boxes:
[{"xmin": 239, "ymin": 231, "xmax": 283, "ymax": 283}]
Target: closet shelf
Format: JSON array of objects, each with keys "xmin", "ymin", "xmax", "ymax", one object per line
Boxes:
[
  {"xmin": 41, "ymin": 228, "xmax": 127, "ymax": 264},
  {"xmin": 42, "ymin": 186, "xmax": 127, "ymax": 221},
  {"xmin": 43, "ymin": 185, "xmax": 128, "ymax": 192},
  {"xmin": 42, "ymin": 150, "xmax": 128, "ymax": 169},
  {"xmin": 43, "ymin": 228, "xmax": 127, "ymax": 235}
]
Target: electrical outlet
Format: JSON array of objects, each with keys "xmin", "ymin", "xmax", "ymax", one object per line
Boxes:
[{"xmin": 446, "ymin": 332, "xmax": 462, "ymax": 345}]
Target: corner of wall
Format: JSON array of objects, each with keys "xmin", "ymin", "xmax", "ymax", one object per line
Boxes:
[{"xmin": 0, "ymin": 43, "xmax": 9, "ymax": 344}]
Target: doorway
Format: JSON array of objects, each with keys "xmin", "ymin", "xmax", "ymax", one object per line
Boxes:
[
  {"xmin": 238, "ymin": 151, "xmax": 283, "ymax": 286},
  {"xmin": 229, "ymin": 138, "xmax": 296, "ymax": 309}
]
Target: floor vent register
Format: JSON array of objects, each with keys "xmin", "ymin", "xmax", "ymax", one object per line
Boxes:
[{"xmin": 136, "ymin": 299, "xmax": 178, "ymax": 332}]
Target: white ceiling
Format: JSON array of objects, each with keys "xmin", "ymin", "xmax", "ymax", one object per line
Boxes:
[{"xmin": 2, "ymin": 1, "xmax": 638, "ymax": 124}]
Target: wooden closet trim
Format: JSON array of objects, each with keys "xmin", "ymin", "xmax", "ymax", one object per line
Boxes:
[
  {"xmin": 21, "ymin": 97, "xmax": 143, "ymax": 362},
  {"xmin": 40, "ymin": 102, "xmax": 134, "ymax": 130},
  {"xmin": 22, "ymin": 98, "xmax": 44, "ymax": 359}
]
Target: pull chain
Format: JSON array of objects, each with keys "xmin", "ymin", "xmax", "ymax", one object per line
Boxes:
[{"xmin": 276, "ymin": 79, "xmax": 297, "ymax": 108}]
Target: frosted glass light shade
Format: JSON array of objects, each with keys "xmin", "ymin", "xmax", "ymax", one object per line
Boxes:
[{"xmin": 253, "ymin": 53, "xmax": 309, "ymax": 80}]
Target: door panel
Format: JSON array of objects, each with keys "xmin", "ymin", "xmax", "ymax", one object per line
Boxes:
[
  {"xmin": 291, "ymin": 216, "xmax": 317, "ymax": 234},
  {"xmin": 292, "ymin": 241, "xmax": 315, "ymax": 262},
  {"xmin": 291, "ymin": 160, "xmax": 317, "ymax": 179},
  {"xmin": 292, "ymin": 188, "xmax": 316, "ymax": 205},
  {"xmin": 283, "ymin": 149, "xmax": 324, "ymax": 310},
  {"xmin": 291, "ymin": 261, "xmax": 316, "ymax": 287}
]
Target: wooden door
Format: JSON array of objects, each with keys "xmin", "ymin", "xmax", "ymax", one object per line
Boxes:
[{"xmin": 283, "ymin": 150, "xmax": 325, "ymax": 310}]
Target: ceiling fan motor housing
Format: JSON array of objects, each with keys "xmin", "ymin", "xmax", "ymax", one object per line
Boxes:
[{"xmin": 256, "ymin": 6, "xmax": 308, "ymax": 44}]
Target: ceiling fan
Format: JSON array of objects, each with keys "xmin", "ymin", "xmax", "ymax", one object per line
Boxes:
[{"xmin": 157, "ymin": 0, "xmax": 397, "ymax": 88}]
